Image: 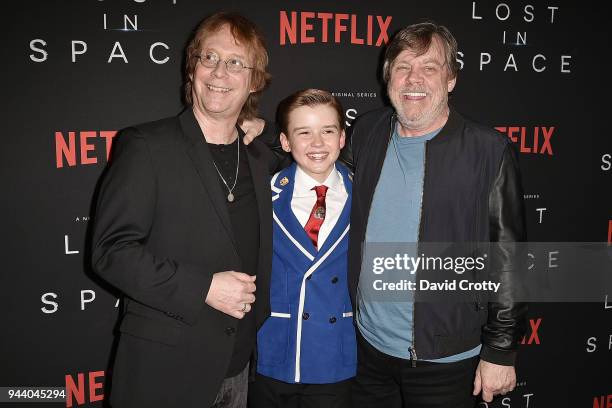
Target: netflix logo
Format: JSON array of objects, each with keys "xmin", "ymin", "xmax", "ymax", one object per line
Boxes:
[
  {"xmin": 279, "ymin": 11, "xmax": 392, "ymax": 46},
  {"xmin": 593, "ymin": 394, "xmax": 612, "ymax": 408},
  {"xmin": 520, "ymin": 317, "xmax": 541, "ymax": 345},
  {"xmin": 55, "ymin": 130, "xmax": 117, "ymax": 168},
  {"xmin": 65, "ymin": 370, "xmax": 105, "ymax": 407},
  {"xmin": 608, "ymin": 220, "xmax": 612, "ymax": 244},
  {"xmin": 495, "ymin": 126, "xmax": 554, "ymax": 155}
]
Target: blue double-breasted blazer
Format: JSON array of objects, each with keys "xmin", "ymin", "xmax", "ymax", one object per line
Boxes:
[{"xmin": 256, "ymin": 162, "xmax": 357, "ymax": 384}]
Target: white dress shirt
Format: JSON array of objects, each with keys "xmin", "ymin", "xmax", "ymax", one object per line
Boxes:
[{"xmin": 291, "ymin": 165, "xmax": 348, "ymax": 248}]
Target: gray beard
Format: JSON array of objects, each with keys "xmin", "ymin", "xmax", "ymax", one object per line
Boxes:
[{"xmin": 393, "ymin": 101, "xmax": 449, "ymax": 135}]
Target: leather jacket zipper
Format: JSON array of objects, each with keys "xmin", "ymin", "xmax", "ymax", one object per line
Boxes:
[
  {"xmin": 360, "ymin": 113, "xmax": 423, "ymax": 366},
  {"xmin": 358, "ymin": 114, "xmax": 396, "ymax": 271},
  {"xmin": 409, "ymin": 346, "xmax": 418, "ymax": 367},
  {"xmin": 411, "ymin": 141, "xmax": 427, "ymax": 367}
]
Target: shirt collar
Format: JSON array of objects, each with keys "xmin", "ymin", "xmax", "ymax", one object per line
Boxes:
[{"xmin": 293, "ymin": 164, "xmax": 344, "ymax": 197}]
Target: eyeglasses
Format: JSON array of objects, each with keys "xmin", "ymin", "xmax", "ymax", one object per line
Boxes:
[{"xmin": 195, "ymin": 51, "xmax": 254, "ymax": 73}]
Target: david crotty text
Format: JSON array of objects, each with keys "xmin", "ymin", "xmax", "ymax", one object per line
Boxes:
[{"xmin": 372, "ymin": 279, "xmax": 501, "ymax": 293}]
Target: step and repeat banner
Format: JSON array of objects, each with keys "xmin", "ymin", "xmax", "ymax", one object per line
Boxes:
[{"xmin": 2, "ymin": 1, "xmax": 611, "ymax": 407}]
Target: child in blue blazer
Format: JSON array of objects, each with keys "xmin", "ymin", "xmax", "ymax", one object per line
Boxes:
[{"xmin": 249, "ymin": 89, "xmax": 356, "ymax": 408}]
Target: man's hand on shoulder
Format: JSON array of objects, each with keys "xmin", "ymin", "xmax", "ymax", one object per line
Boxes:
[
  {"xmin": 473, "ymin": 360, "xmax": 516, "ymax": 403},
  {"xmin": 240, "ymin": 118, "xmax": 265, "ymax": 145},
  {"xmin": 205, "ymin": 271, "xmax": 256, "ymax": 319}
]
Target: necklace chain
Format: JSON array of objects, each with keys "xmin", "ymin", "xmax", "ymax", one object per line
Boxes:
[{"xmin": 210, "ymin": 131, "xmax": 240, "ymax": 202}]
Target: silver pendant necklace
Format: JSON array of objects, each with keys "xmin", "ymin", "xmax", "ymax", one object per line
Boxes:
[{"xmin": 210, "ymin": 131, "xmax": 240, "ymax": 202}]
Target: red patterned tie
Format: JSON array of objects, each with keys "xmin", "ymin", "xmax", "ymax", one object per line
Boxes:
[{"xmin": 304, "ymin": 185, "xmax": 328, "ymax": 249}]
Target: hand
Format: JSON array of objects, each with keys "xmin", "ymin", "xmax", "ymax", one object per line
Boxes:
[
  {"xmin": 473, "ymin": 360, "xmax": 516, "ymax": 402},
  {"xmin": 205, "ymin": 271, "xmax": 256, "ymax": 319},
  {"xmin": 240, "ymin": 118, "xmax": 265, "ymax": 145}
]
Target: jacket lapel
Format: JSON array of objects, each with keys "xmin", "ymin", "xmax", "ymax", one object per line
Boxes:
[
  {"xmin": 244, "ymin": 137, "xmax": 274, "ymax": 328},
  {"xmin": 315, "ymin": 163, "xmax": 352, "ymax": 259},
  {"xmin": 273, "ymin": 164, "xmax": 318, "ymax": 259},
  {"xmin": 179, "ymin": 109, "xmax": 236, "ymax": 247},
  {"xmin": 245, "ymin": 137, "xmax": 272, "ymax": 244}
]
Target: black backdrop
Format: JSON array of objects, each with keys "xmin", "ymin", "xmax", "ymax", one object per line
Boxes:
[{"xmin": 2, "ymin": 1, "xmax": 611, "ymax": 407}]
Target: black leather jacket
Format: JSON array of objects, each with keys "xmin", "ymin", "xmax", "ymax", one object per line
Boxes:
[{"xmin": 342, "ymin": 107, "xmax": 528, "ymax": 366}]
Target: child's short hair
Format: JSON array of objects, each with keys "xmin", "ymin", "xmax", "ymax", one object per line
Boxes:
[{"xmin": 277, "ymin": 89, "xmax": 345, "ymax": 135}]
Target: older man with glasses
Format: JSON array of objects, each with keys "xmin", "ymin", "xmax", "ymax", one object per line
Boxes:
[{"xmin": 92, "ymin": 12, "xmax": 281, "ymax": 408}]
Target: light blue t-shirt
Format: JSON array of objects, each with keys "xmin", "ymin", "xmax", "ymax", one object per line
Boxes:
[{"xmin": 356, "ymin": 124, "xmax": 481, "ymax": 362}]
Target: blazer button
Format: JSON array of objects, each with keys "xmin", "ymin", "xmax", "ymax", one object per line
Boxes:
[
  {"xmin": 302, "ymin": 312, "xmax": 310, "ymax": 320},
  {"xmin": 331, "ymin": 276, "xmax": 338, "ymax": 284},
  {"xmin": 225, "ymin": 327, "xmax": 236, "ymax": 336},
  {"xmin": 329, "ymin": 316, "xmax": 337, "ymax": 324}
]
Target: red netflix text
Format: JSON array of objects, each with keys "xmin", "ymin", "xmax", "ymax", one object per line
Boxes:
[
  {"xmin": 55, "ymin": 131, "xmax": 117, "ymax": 168},
  {"xmin": 65, "ymin": 370, "xmax": 104, "ymax": 407},
  {"xmin": 593, "ymin": 394, "xmax": 612, "ymax": 408},
  {"xmin": 495, "ymin": 126, "xmax": 554, "ymax": 155},
  {"xmin": 520, "ymin": 317, "xmax": 541, "ymax": 345},
  {"xmin": 280, "ymin": 11, "xmax": 392, "ymax": 46}
]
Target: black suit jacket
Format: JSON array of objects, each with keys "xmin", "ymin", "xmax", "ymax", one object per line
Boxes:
[{"xmin": 91, "ymin": 109, "xmax": 273, "ymax": 407}]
